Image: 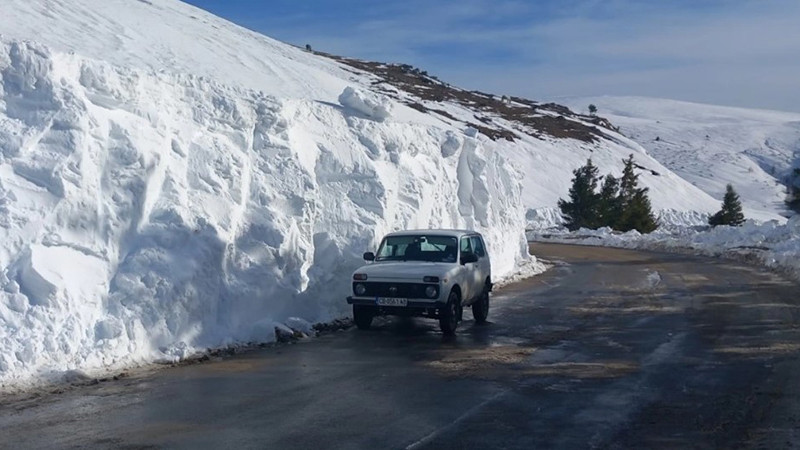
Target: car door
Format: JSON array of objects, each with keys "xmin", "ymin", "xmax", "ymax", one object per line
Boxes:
[
  {"xmin": 459, "ymin": 236, "xmax": 475, "ymax": 302},
  {"xmin": 477, "ymin": 235, "xmax": 491, "ymax": 283},
  {"xmin": 470, "ymin": 235, "xmax": 488, "ymax": 296}
]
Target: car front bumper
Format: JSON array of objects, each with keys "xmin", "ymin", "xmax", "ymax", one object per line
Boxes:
[{"xmin": 347, "ymin": 296, "xmax": 445, "ymax": 308}]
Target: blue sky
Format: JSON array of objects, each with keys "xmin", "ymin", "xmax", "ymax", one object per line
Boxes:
[{"xmin": 183, "ymin": 0, "xmax": 800, "ymax": 112}]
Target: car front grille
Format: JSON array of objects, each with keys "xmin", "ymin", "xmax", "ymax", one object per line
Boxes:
[{"xmin": 353, "ymin": 282, "xmax": 435, "ymax": 299}]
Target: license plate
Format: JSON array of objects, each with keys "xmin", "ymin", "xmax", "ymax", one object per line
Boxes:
[{"xmin": 377, "ymin": 297, "xmax": 408, "ymax": 307}]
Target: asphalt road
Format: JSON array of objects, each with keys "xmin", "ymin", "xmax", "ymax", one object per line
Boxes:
[{"xmin": 2, "ymin": 243, "xmax": 800, "ymax": 449}]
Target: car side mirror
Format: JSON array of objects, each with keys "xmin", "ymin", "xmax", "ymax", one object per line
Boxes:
[
  {"xmin": 363, "ymin": 252, "xmax": 375, "ymax": 262},
  {"xmin": 461, "ymin": 253, "xmax": 478, "ymax": 265}
]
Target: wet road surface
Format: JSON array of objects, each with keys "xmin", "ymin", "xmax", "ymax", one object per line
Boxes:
[{"xmin": 2, "ymin": 243, "xmax": 800, "ymax": 449}]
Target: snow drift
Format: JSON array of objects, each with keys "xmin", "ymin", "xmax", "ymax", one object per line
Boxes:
[{"xmin": 0, "ymin": 38, "xmax": 533, "ymax": 388}]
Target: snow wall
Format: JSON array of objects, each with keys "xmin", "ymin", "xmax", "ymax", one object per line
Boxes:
[{"xmin": 0, "ymin": 41, "xmax": 532, "ymax": 387}]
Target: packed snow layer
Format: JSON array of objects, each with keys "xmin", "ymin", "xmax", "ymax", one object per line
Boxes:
[
  {"xmin": 562, "ymin": 96, "xmax": 800, "ymax": 222},
  {"xmin": 532, "ymin": 216, "xmax": 800, "ymax": 283},
  {"xmin": 0, "ymin": 40, "xmax": 536, "ymax": 388}
]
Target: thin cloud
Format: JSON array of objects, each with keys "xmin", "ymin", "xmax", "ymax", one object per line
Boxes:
[{"xmin": 216, "ymin": 0, "xmax": 800, "ymax": 112}]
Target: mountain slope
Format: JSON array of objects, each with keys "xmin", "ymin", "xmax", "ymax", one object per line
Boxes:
[
  {"xmin": 0, "ymin": 0, "xmax": 724, "ymax": 387},
  {"xmin": 302, "ymin": 58, "xmax": 724, "ymax": 225},
  {"xmin": 0, "ymin": 0, "xmax": 723, "ymax": 213},
  {"xmin": 563, "ymin": 96, "xmax": 800, "ymax": 222},
  {"xmin": 0, "ymin": 0, "xmax": 352, "ymax": 100}
]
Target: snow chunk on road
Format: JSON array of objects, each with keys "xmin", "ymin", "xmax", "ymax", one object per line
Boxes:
[
  {"xmin": 643, "ymin": 271, "xmax": 662, "ymax": 290},
  {"xmin": 285, "ymin": 317, "xmax": 314, "ymax": 335},
  {"xmin": 338, "ymin": 87, "xmax": 393, "ymax": 121}
]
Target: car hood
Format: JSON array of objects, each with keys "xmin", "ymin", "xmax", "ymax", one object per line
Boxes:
[{"xmin": 354, "ymin": 262, "xmax": 457, "ymax": 281}]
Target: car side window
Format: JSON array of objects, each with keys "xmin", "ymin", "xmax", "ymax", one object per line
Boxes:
[
  {"xmin": 471, "ymin": 236, "xmax": 485, "ymax": 258},
  {"xmin": 460, "ymin": 237, "xmax": 473, "ymax": 255},
  {"xmin": 378, "ymin": 243, "xmax": 400, "ymax": 258}
]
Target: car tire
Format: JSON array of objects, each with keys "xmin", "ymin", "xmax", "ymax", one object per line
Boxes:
[
  {"xmin": 472, "ymin": 287, "xmax": 489, "ymax": 324},
  {"xmin": 439, "ymin": 291, "xmax": 459, "ymax": 335},
  {"xmin": 353, "ymin": 305, "xmax": 373, "ymax": 330}
]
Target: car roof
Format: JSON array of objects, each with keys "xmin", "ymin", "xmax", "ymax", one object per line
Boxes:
[{"xmin": 383, "ymin": 229, "xmax": 481, "ymax": 238}]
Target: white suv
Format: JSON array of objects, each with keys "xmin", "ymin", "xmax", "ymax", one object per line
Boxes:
[{"xmin": 346, "ymin": 229, "xmax": 492, "ymax": 334}]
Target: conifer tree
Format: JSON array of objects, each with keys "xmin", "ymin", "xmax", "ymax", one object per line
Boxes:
[
  {"xmin": 620, "ymin": 188, "xmax": 658, "ymax": 233},
  {"xmin": 616, "ymin": 155, "xmax": 658, "ymax": 233},
  {"xmin": 709, "ymin": 184, "xmax": 745, "ymax": 226},
  {"xmin": 597, "ymin": 174, "xmax": 621, "ymax": 228},
  {"xmin": 618, "ymin": 154, "xmax": 638, "ymax": 204},
  {"xmin": 558, "ymin": 159, "xmax": 600, "ymax": 231}
]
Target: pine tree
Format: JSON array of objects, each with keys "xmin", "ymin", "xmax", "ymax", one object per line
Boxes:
[
  {"xmin": 616, "ymin": 155, "xmax": 658, "ymax": 233},
  {"xmin": 618, "ymin": 154, "xmax": 638, "ymax": 205},
  {"xmin": 709, "ymin": 184, "xmax": 745, "ymax": 226},
  {"xmin": 558, "ymin": 159, "xmax": 600, "ymax": 231},
  {"xmin": 597, "ymin": 174, "xmax": 621, "ymax": 228},
  {"xmin": 621, "ymin": 189, "xmax": 658, "ymax": 233}
]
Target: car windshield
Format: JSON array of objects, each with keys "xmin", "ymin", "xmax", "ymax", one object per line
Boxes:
[{"xmin": 375, "ymin": 235, "xmax": 458, "ymax": 262}]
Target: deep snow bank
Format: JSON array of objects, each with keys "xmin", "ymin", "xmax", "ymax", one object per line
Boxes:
[{"xmin": 0, "ymin": 40, "xmax": 538, "ymax": 388}]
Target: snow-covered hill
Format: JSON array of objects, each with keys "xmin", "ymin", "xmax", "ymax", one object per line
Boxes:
[
  {"xmin": 562, "ymin": 96, "xmax": 800, "ymax": 222},
  {"xmin": 0, "ymin": 0, "xmax": 737, "ymax": 388}
]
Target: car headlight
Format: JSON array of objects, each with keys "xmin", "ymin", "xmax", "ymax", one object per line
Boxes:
[
  {"xmin": 425, "ymin": 285, "xmax": 438, "ymax": 298},
  {"xmin": 355, "ymin": 284, "xmax": 367, "ymax": 295}
]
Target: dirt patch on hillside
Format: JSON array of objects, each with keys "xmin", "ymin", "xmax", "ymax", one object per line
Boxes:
[{"xmin": 315, "ymin": 51, "xmax": 619, "ymax": 143}]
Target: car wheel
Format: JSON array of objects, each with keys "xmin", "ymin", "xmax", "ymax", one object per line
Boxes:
[
  {"xmin": 472, "ymin": 288, "xmax": 489, "ymax": 324},
  {"xmin": 353, "ymin": 305, "xmax": 373, "ymax": 330},
  {"xmin": 439, "ymin": 291, "xmax": 459, "ymax": 335}
]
